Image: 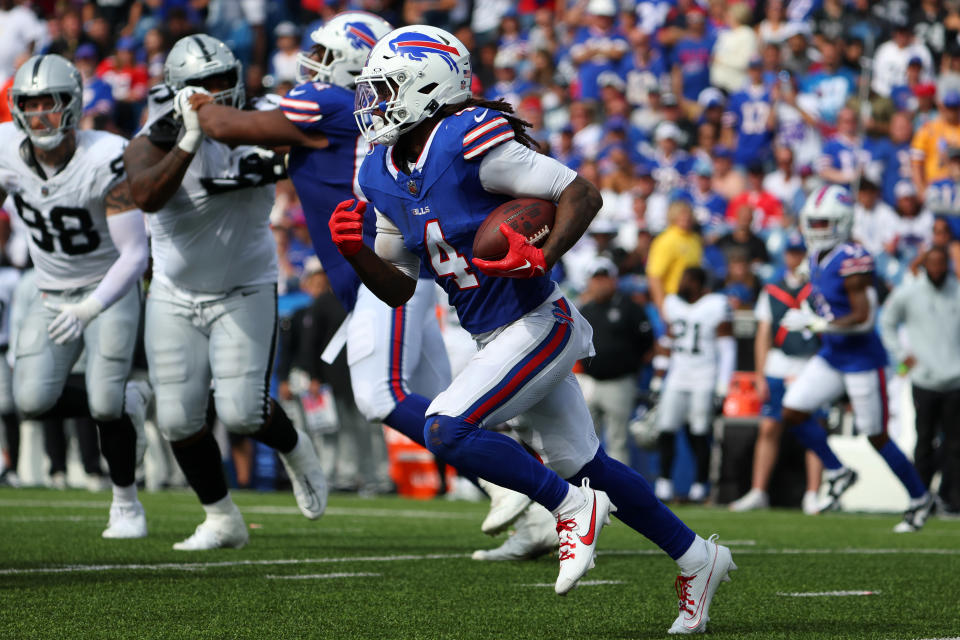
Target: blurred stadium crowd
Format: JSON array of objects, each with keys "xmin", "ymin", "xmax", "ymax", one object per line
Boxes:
[{"xmin": 1, "ymin": 0, "xmax": 959, "ymax": 512}]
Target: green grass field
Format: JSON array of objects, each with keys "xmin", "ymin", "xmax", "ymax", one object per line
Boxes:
[{"xmin": 1, "ymin": 487, "xmax": 958, "ymax": 640}]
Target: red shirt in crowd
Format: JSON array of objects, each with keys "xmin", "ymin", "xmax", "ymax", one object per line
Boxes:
[
  {"xmin": 725, "ymin": 190, "xmax": 784, "ymax": 229},
  {"xmin": 96, "ymin": 58, "xmax": 148, "ymax": 102}
]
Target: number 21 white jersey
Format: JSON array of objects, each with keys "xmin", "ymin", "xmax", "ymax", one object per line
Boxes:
[
  {"xmin": 663, "ymin": 292, "xmax": 732, "ymax": 391},
  {"xmin": 0, "ymin": 123, "xmax": 125, "ymax": 291}
]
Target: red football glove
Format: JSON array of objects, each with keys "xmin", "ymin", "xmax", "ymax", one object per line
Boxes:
[
  {"xmin": 328, "ymin": 199, "xmax": 366, "ymax": 257},
  {"xmin": 472, "ymin": 223, "xmax": 548, "ymax": 279}
]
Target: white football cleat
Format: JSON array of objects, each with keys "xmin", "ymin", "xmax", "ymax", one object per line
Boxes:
[
  {"xmin": 668, "ymin": 535, "xmax": 736, "ymax": 635},
  {"xmin": 815, "ymin": 467, "xmax": 858, "ymax": 513},
  {"xmin": 278, "ymin": 430, "xmax": 328, "ymax": 520},
  {"xmin": 729, "ymin": 488, "xmax": 769, "ymax": 512},
  {"xmin": 893, "ymin": 492, "xmax": 935, "ymax": 533},
  {"xmin": 687, "ymin": 482, "xmax": 708, "ymax": 503},
  {"xmin": 102, "ymin": 500, "xmax": 147, "ymax": 539},
  {"xmin": 801, "ymin": 490, "xmax": 819, "ymax": 515},
  {"xmin": 655, "ymin": 477, "xmax": 674, "ymax": 502},
  {"xmin": 173, "ymin": 511, "xmax": 249, "ymax": 551},
  {"xmin": 554, "ymin": 478, "xmax": 614, "ymax": 595},
  {"xmin": 480, "ymin": 479, "xmax": 534, "ymax": 535},
  {"xmin": 472, "ymin": 505, "xmax": 557, "ymax": 561}
]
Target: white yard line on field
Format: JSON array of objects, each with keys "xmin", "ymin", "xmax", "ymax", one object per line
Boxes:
[
  {"xmin": 0, "ymin": 499, "xmax": 476, "ymax": 521},
  {"xmin": 266, "ymin": 572, "xmax": 382, "ymax": 580},
  {"xmin": 776, "ymin": 590, "xmax": 879, "ymax": 597},
  {"xmin": 3, "ymin": 547, "xmax": 960, "ymax": 577},
  {"xmin": 522, "ymin": 580, "xmax": 626, "ymax": 588}
]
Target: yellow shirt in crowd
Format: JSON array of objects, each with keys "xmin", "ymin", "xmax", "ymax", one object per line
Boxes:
[
  {"xmin": 911, "ymin": 117, "xmax": 960, "ymax": 185},
  {"xmin": 646, "ymin": 225, "xmax": 703, "ymax": 294}
]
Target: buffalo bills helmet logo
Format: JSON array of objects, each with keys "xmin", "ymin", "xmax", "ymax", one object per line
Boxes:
[
  {"xmin": 345, "ymin": 22, "xmax": 378, "ymax": 50},
  {"xmin": 388, "ymin": 32, "xmax": 460, "ymax": 71}
]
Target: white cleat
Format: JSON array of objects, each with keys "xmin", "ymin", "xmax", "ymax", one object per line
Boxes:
[
  {"xmin": 893, "ymin": 492, "xmax": 935, "ymax": 533},
  {"xmin": 480, "ymin": 479, "xmax": 534, "ymax": 535},
  {"xmin": 554, "ymin": 478, "xmax": 614, "ymax": 595},
  {"xmin": 801, "ymin": 490, "xmax": 819, "ymax": 516},
  {"xmin": 173, "ymin": 512, "xmax": 249, "ymax": 550},
  {"xmin": 668, "ymin": 535, "xmax": 736, "ymax": 635},
  {"xmin": 278, "ymin": 430, "xmax": 328, "ymax": 520},
  {"xmin": 102, "ymin": 500, "xmax": 147, "ymax": 539},
  {"xmin": 473, "ymin": 505, "xmax": 557, "ymax": 561},
  {"xmin": 729, "ymin": 488, "xmax": 769, "ymax": 512},
  {"xmin": 687, "ymin": 482, "xmax": 708, "ymax": 503},
  {"xmin": 815, "ymin": 467, "xmax": 858, "ymax": 513},
  {"xmin": 655, "ymin": 477, "xmax": 674, "ymax": 502}
]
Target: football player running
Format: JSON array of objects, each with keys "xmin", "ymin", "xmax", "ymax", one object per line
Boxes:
[
  {"xmin": 124, "ymin": 35, "xmax": 326, "ymax": 551},
  {"xmin": 652, "ymin": 266, "xmax": 735, "ymax": 503},
  {"xmin": 780, "ymin": 184, "xmax": 934, "ymax": 532},
  {"xmin": 183, "ymin": 13, "xmax": 545, "ymax": 557},
  {"xmin": 332, "ymin": 25, "xmax": 735, "ymax": 632},
  {"xmin": 0, "ymin": 55, "xmax": 149, "ymax": 538}
]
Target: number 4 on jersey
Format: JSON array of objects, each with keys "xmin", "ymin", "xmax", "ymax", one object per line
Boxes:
[{"xmin": 425, "ymin": 219, "xmax": 479, "ymax": 290}]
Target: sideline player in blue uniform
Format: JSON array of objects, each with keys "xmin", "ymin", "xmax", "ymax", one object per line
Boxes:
[
  {"xmin": 332, "ymin": 25, "xmax": 735, "ymax": 632},
  {"xmin": 780, "ymin": 184, "xmax": 934, "ymax": 532}
]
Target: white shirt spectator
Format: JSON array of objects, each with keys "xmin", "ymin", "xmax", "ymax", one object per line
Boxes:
[
  {"xmin": 572, "ymin": 123, "xmax": 603, "ymax": 160},
  {"xmin": 871, "ymin": 39, "xmax": 934, "ymax": 98},
  {"xmin": 271, "ymin": 50, "xmax": 298, "ymax": 83},
  {"xmin": 763, "ymin": 170, "xmax": 804, "ymax": 216},
  {"xmin": 0, "ymin": 4, "xmax": 46, "ymax": 83},
  {"xmin": 775, "ymin": 96, "xmax": 822, "ymax": 170},
  {"xmin": 710, "ymin": 25, "xmax": 758, "ymax": 93},
  {"xmin": 853, "ymin": 200, "xmax": 899, "ymax": 256}
]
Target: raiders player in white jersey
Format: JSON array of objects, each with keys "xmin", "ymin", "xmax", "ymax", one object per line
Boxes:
[
  {"xmin": 0, "ymin": 265, "xmax": 21, "ymax": 486},
  {"xmin": 124, "ymin": 35, "xmax": 326, "ymax": 551},
  {"xmin": 653, "ymin": 266, "xmax": 735, "ymax": 502},
  {"xmin": 0, "ymin": 55, "xmax": 150, "ymax": 535}
]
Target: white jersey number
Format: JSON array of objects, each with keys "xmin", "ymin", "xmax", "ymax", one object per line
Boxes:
[
  {"xmin": 14, "ymin": 195, "xmax": 101, "ymax": 256},
  {"xmin": 425, "ymin": 219, "xmax": 479, "ymax": 290}
]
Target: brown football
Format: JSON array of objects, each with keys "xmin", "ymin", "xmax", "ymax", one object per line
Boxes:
[{"xmin": 472, "ymin": 198, "xmax": 556, "ymax": 261}]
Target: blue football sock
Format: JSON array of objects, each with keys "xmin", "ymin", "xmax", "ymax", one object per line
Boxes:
[
  {"xmin": 878, "ymin": 440, "xmax": 927, "ymax": 499},
  {"xmin": 568, "ymin": 447, "xmax": 695, "ymax": 560},
  {"xmin": 789, "ymin": 418, "xmax": 843, "ymax": 471},
  {"xmin": 384, "ymin": 394, "xmax": 432, "ymax": 447},
  {"xmin": 424, "ymin": 415, "xmax": 568, "ymax": 511}
]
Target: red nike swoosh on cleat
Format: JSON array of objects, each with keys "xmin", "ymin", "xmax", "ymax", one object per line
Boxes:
[
  {"xmin": 577, "ymin": 493, "xmax": 598, "ymax": 546},
  {"xmin": 685, "ymin": 544, "xmax": 719, "ymax": 629}
]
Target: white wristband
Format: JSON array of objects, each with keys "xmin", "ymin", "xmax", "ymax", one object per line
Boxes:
[{"xmin": 177, "ymin": 129, "xmax": 202, "ymax": 154}]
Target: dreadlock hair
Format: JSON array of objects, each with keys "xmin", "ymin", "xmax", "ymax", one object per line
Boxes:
[{"xmin": 437, "ymin": 97, "xmax": 541, "ymax": 151}]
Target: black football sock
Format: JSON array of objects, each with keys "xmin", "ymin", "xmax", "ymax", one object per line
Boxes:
[
  {"xmin": 2, "ymin": 412, "xmax": 20, "ymax": 471},
  {"xmin": 171, "ymin": 426, "xmax": 229, "ymax": 505},
  {"xmin": 249, "ymin": 399, "xmax": 298, "ymax": 454},
  {"xmin": 96, "ymin": 415, "xmax": 137, "ymax": 487},
  {"xmin": 689, "ymin": 434, "xmax": 712, "ymax": 485},
  {"xmin": 657, "ymin": 432, "xmax": 676, "ymax": 480},
  {"xmin": 72, "ymin": 417, "xmax": 104, "ymax": 476},
  {"xmin": 42, "ymin": 419, "xmax": 68, "ymax": 475}
]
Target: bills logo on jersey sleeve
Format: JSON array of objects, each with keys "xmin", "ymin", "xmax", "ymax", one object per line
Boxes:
[
  {"xmin": 345, "ymin": 22, "xmax": 378, "ymax": 49},
  {"xmin": 388, "ymin": 32, "xmax": 460, "ymax": 71}
]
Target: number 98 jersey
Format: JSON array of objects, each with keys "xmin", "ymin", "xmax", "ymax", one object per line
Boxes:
[
  {"xmin": 663, "ymin": 292, "xmax": 732, "ymax": 392},
  {"xmin": 0, "ymin": 122, "xmax": 124, "ymax": 291}
]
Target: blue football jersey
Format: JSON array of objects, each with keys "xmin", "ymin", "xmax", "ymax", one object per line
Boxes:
[
  {"xmin": 359, "ymin": 107, "xmax": 555, "ymax": 334},
  {"xmin": 808, "ymin": 242, "xmax": 888, "ymax": 372},
  {"xmin": 281, "ymin": 81, "xmax": 372, "ymax": 312},
  {"xmin": 724, "ymin": 86, "xmax": 774, "ymax": 166}
]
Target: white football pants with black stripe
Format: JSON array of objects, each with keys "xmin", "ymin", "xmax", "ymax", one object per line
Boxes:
[{"xmin": 145, "ymin": 279, "xmax": 278, "ymax": 442}]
